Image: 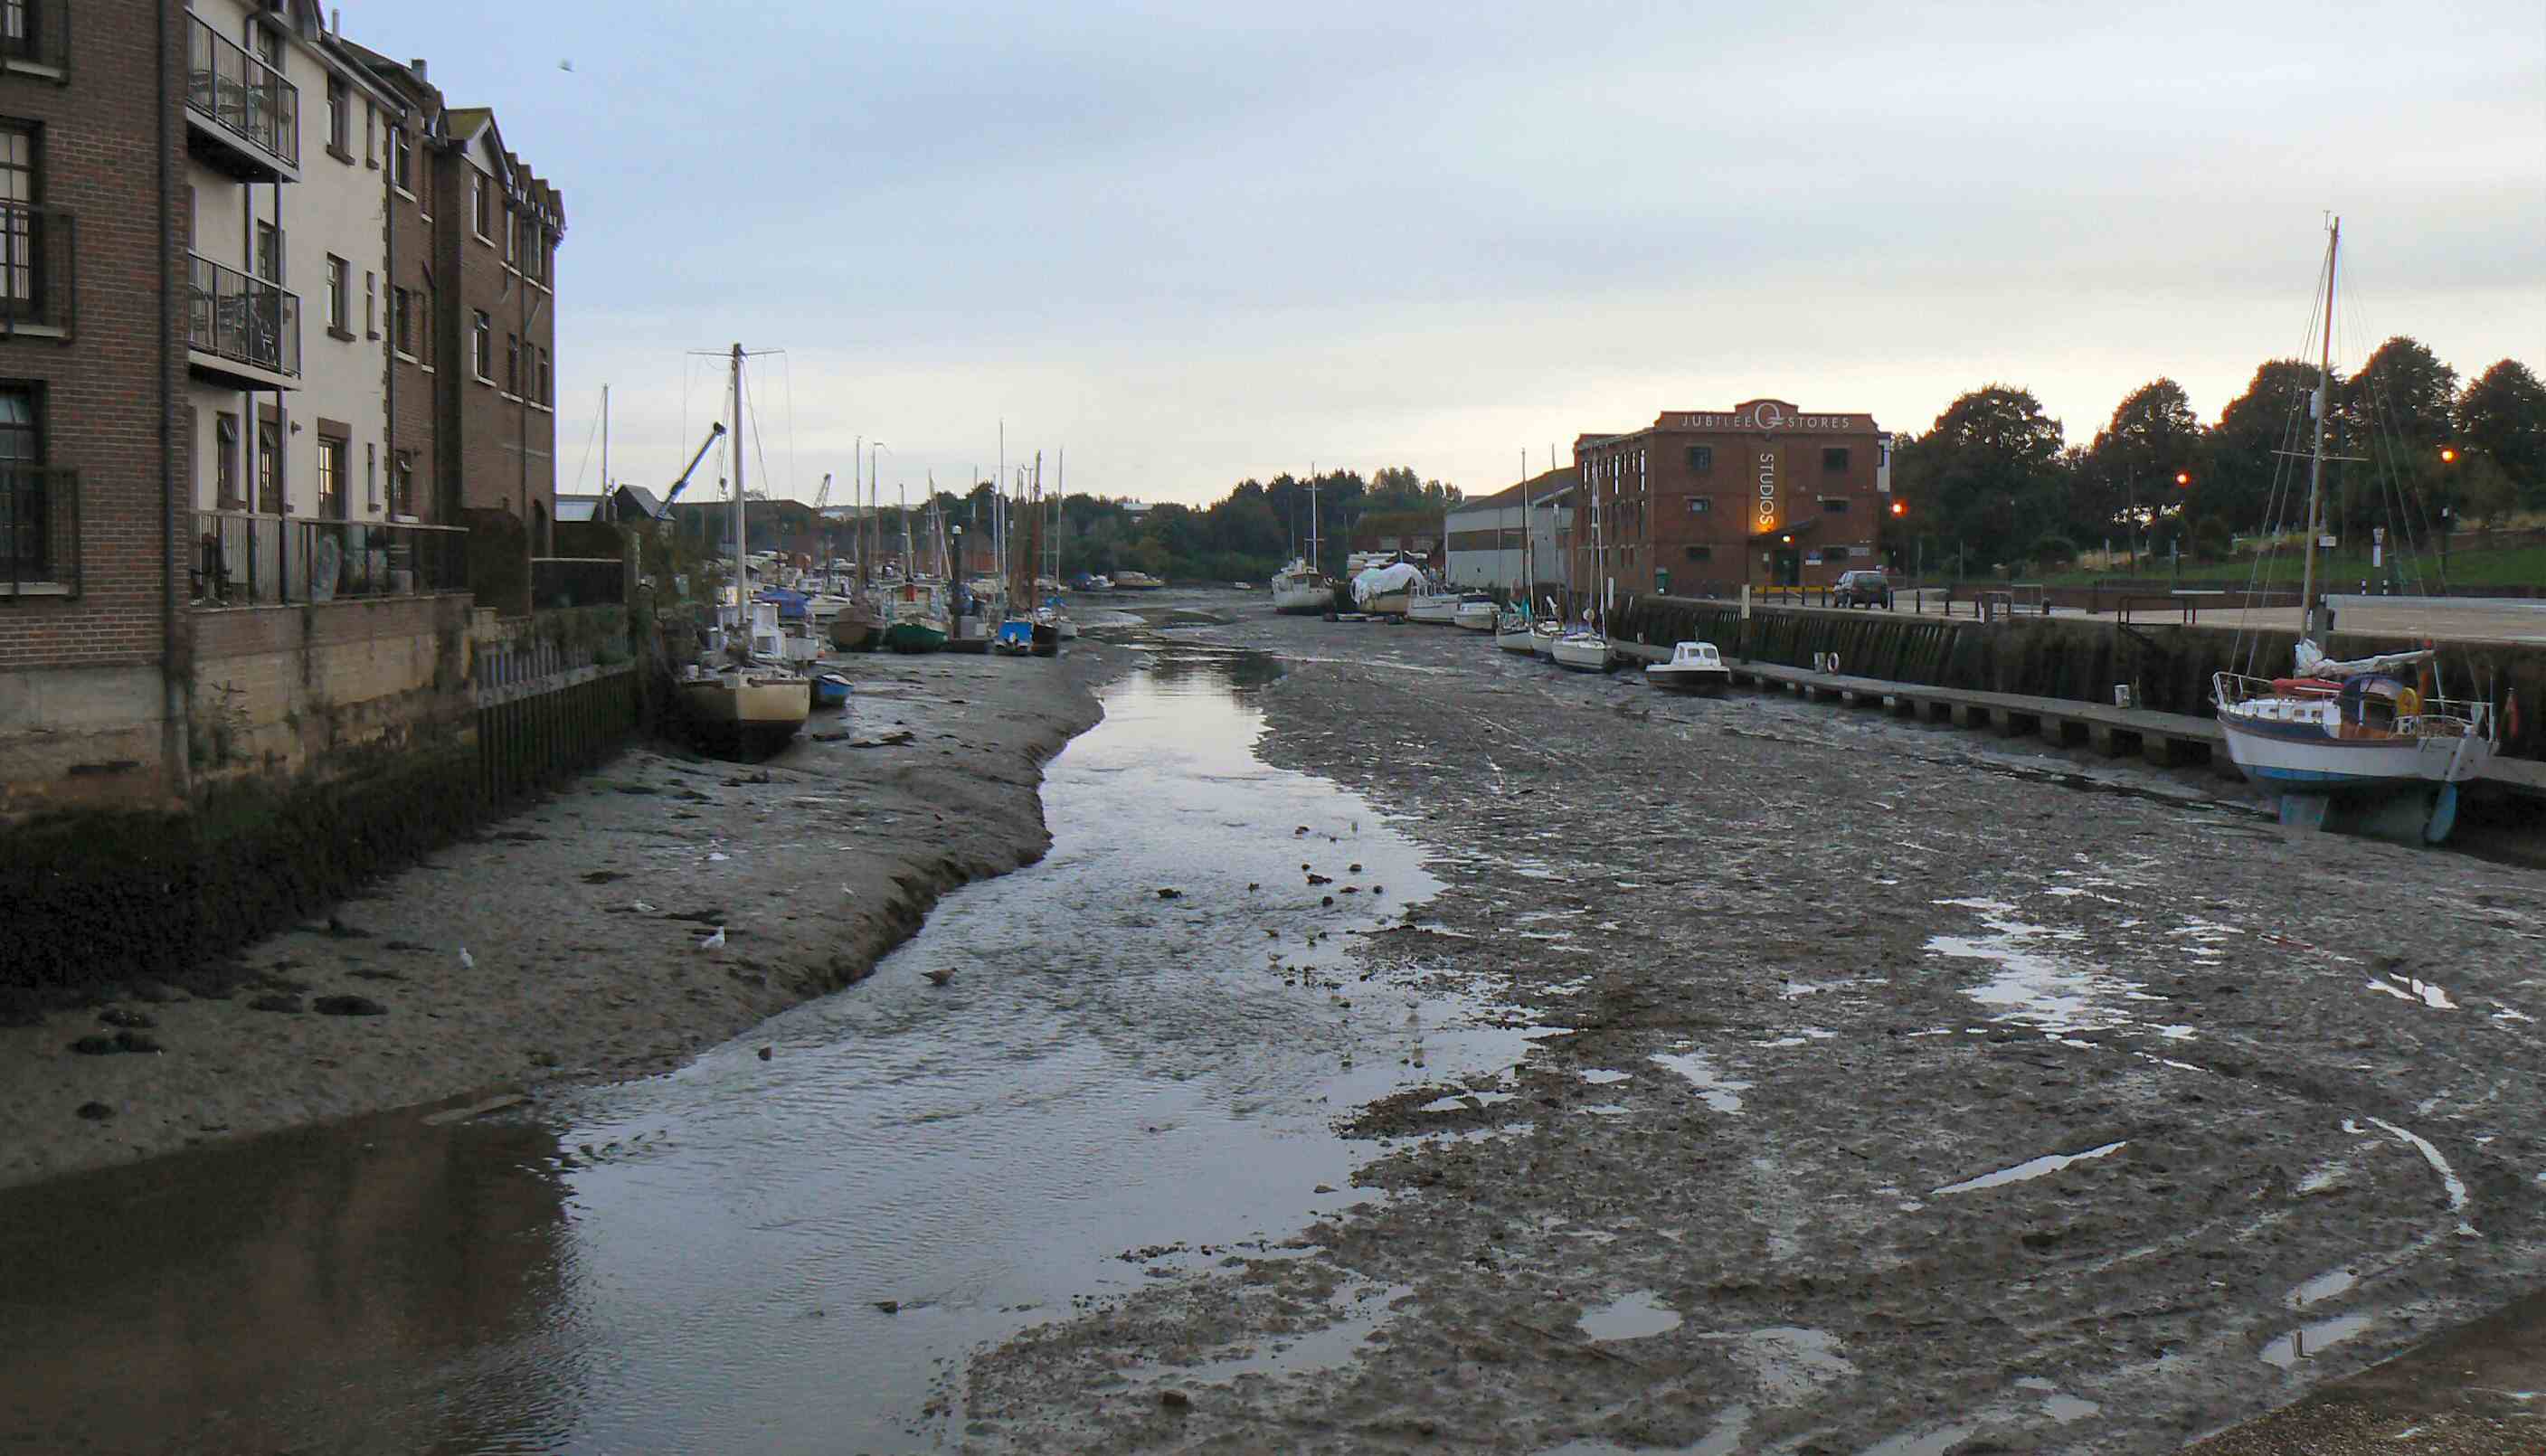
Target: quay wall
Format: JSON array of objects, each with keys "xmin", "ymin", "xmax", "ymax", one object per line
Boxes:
[{"xmin": 1613, "ymin": 595, "xmax": 2546, "ymax": 766}]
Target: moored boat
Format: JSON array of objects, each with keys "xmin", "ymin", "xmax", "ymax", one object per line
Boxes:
[
  {"xmin": 1549, "ymin": 628, "xmax": 1614, "ymax": 672},
  {"xmin": 677, "ymin": 343, "xmax": 811, "ymax": 759},
  {"xmin": 1405, "ymin": 576, "xmax": 1459, "ymax": 625},
  {"xmin": 1453, "ymin": 592, "xmax": 1498, "ymax": 630},
  {"xmin": 1646, "ymin": 640, "xmax": 1730, "ymax": 694}
]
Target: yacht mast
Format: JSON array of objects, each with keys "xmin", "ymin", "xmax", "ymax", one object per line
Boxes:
[
  {"xmin": 2301, "ymin": 218, "xmax": 2338, "ymax": 641},
  {"xmin": 729, "ymin": 343, "xmax": 747, "ymax": 662}
]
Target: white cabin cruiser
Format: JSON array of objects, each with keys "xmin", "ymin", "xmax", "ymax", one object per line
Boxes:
[{"xmin": 1646, "ymin": 640, "xmax": 1731, "ymax": 694}]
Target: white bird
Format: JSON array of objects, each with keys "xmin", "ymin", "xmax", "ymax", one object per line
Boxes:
[
  {"xmin": 458, "ymin": 946, "xmax": 476, "ymax": 970},
  {"xmin": 701, "ymin": 927, "xmax": 727, "ymax": 950}
]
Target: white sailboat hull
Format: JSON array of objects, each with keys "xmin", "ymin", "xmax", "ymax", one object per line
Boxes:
[
  {"xmin": 1453, "ymin": 601, "xmax": 1498, "ymax": 631},
  {"xmin": 2215, "ymin": 704, "xmax": 2493, "ymax": 791},
  {"xmin": 678, "ymin": 672, "xmax": 812, "ymax": 757},
  {"xmin": 1550, "ymin": 634, "xmax": 1613, "ymax": 672},
  {"xmin": 1271, "ymin": 579, "xmax": 1330, "ymax": 614},
  {"xmin": 1406, "ymin": 596, "xmax": 1458, "ymax": 625},
  {"xmin": 1494, "ymin": 622, "xmax": 1538, "ymax": 654}
]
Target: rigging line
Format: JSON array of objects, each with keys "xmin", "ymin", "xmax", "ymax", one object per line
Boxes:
[
  {"xmin": 569, "ymin": 392, "xmax": 601, "ymax": 494},
  {"xmin": 783, "ymin": 351, "xmax": 799, "ymax": 506},
  {"xmin": 748, "ymin": 359, "xmax": 777, "ymax": 511}
]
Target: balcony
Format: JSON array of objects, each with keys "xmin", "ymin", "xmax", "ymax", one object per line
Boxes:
[
  {"xmin": 193, "ymin": 511, "xmax": 469, "ymax": 608},
  {"xmin": 186, "ymin": 253, "xmax": 299, "ymax": 389},
  {"xmin": 0, "ymin": 202, "xmax": 72, "ymax": 338},
  {"xmin": 1, "ymin": 463, "xmax": 77, "ymax": 597},
  {"xmin": 185, "ymin": 14, "xmax": 298, "ymax": 181},
  {"xmin": 1, "ymin": 0, "xmax": 68, "ymax": 78}
]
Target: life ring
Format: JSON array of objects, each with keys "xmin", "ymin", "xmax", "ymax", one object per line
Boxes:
[{"xmin": 2394, "ymin": 686, "xmax": 2422, "ymax": 718}]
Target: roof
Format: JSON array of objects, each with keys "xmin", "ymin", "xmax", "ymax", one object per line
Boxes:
[
  {"xmin": 611, "ymin": 484, "xmax": 666, "ymax": 519},
  {"xmin": 1450, "ymin": 468, "xmax": 1576, "ymax": 515}
]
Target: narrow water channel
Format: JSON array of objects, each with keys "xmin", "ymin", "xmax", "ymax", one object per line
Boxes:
[{"xmin": 0, "ymin": 643, "xmax": 1555, "ymax": 1455}]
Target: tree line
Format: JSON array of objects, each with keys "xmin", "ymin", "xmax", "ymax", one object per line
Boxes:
[{"xmin": 1894, "ymin": 344, "xmax": 2545, "ymax": 574}]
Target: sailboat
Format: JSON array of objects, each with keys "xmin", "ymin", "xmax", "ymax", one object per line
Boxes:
[
  {"xmin": 2210, "ymin": 220, "xmax": 2495, "ymax": 844},
  {"xmin": 677, "ymin": 344, "xmax": 813, "ymax": 758},
  {"xmin": 1271, "ymin": 477, "xmax": 1331, "ymax": 613},
  {"xmin": 1550, "ymin": 464, "xmax": 1614, "ymax": 672},
  {"xmin": 1496, "ymin": 466, "xmax": 1543, "ymax": 652},
  {"xmin": 879, "ymin": 486, "xmax": 951, "ymax": 653}
]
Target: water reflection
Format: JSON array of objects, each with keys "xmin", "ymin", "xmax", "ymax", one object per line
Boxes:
[{"xmin": 1, "ymin": 645, "xmax": 1469, "ymax": 1454}]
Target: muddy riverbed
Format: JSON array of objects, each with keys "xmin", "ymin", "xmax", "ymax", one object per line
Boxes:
[{"xmin": 3, "ymin": 593, "xmax": 2541, "ymax": 1454}]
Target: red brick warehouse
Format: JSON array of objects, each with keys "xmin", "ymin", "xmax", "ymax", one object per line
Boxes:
[{"xmin": 1573, "ymin": 401, "xmax": 1895, "ymax": 599}]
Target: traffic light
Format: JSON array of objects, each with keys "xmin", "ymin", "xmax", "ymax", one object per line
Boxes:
[
  {"xmin": 1889, "ymin": 499, "xmax": 1907, "ymax": 516},
  {"xmin": 2174, "ymin": 471, "xmax": 2191, "ymax": 487},
  {"xmin": 2439, "ymin": 447, "xmax": 2458, "ymax": 464}
]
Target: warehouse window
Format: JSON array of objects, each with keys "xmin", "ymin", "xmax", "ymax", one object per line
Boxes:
[
  {"xmin": 1822, "ymin": 448, "xmax": 1850, "ymax": 472},
  {"xmin": 1686, "ymin": 496, "xmax": 1710, "ymax": 514},
  {"xmin": 1822, "ymin": 496, "xmax": 1850, "ymax": 514},
  {"xmin": 1683, "ymin": 545, "xmax": 1712, "ymax": 563},
  {"xmin": 1685, "ymin": 445, "xmax": 1712, "ymax": 472}
]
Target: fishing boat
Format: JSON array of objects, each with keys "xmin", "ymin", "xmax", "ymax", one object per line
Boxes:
[
  {"xmin": 1406, "ymin": 575, "xmax": 1459, "ymax": 624},
  {"xmin": 1270, "ymin": 478, "xmax": 1331, "ymax": 613},
  {"xmin": 1114, "ymin": 570, "xmax": 1164, "ymax": 591},
  {"xmin": 1646, "ymin": 641, "xmax": 1731, "ymax": 695},
  {"xmin": 2210, "ymin": 220, "xmax": 2495, "ymax": 844},
  {"xmin": 1453, "ymin": 592, "xmax": 1498, "ymax": 631},
  {"xmin": 677, "ymin": 343, "xmax": 812, "ymax": 758}
]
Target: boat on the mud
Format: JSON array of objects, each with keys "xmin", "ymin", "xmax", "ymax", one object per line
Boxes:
[
  {"xmin": 1494, "ymin": 603, "xmax": 1538, "ymax": 653},
  {"xmin": 1646, "ymin": 640, "xmax": 1730, "ymax": 694},
  {"xmin": 1452, "ymin": 592, "xmax": 1498, "ymax": 631},
  {"xmin": 1271, "ymin": 559, "xmax": 1329, "ymax": 614},
  {"xmin": 677, "ymin": 343, "xmax": 811, "ymax": 758},
  {"xmin": 1113, "ymin": 570, "xmax": 1164, "ymax": 591},
  {"xmin": 2209, "ymin": 220, "xmax": 2495, "ymax": 845},
  {"xmin": 880, "ymin": 580, "xmax": 951, "ymax": 654},
  {"xmin": 1349, "ymin": 561, "xmax": 1423, "ymax": 619},
  {"xmin": 1549, "ymin": 625, "xmax": 1614, "ymax": 673},
  {"xmin": 1405, "ymin": 576, "xmax": 1459, "ymax": 625}
]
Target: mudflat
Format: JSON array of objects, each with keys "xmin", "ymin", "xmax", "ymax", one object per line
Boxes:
[
  {"xmin": 0, "ymin": 640, "xmax": 1125, "ymax": 1191},
  {"xmin": 959, "ymin": 606, "xmax": 2546, "ymax": 1453}
]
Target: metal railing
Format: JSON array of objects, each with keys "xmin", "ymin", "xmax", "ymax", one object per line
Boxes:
[
  {"xmin": 186, "ymin": 253, "xmax": 299, "ymax": 377},
  {"xmin": 0, "ymin": 202, "xmax": 72, "ymax": 335},
  {"xmin": 2, "ymin": 463, "xmax": 75, "ymax": 596},
  {"xmin": 193, "ymin": 511, "xmax": 467, "ymax": 608},
  {"xmin": 185, "ymin": 14, "xmax": 298, "ymax": 169},
  {"xmin": 1, "ymin": 0, "xmax": 68, "ymax": 71}
]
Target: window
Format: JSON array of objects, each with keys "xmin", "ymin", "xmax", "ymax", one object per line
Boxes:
[
  {"xmin": 536, "ymin": 346, "xmax": 550, "ymax": 405},
  {"xmin": 364, "ymin": 101, "xmax": 376, "ymax": 165},
  {"xmin": 1683, "ymin": 545, "xmax": 1713, "ymax": 563},
  {"xmin": 1822, "ymin": 447, "xmax": 1850, "ymax": 472},
  {"xmin": 390, "ymin": 285, "xmax": 411, "ymax": 355},
  {"xmin": 253, "ymin": 24, "xmax": 279, "ymax": 68},
  {"xmin": 420, "ymin": 283, "xmax": 435, "ymax": 366},
  {"xmin": 1, "ymin": 1, "xmax": 39, "ymax": 63},
  {"xmin": 505, "ymin": 332, "xmax": 518, "ymax": 394},
  {"xmin": 393, "ymin": 449, "xmax": 414, "ymax": 517},
  {"xmin": 317, "ymin": 434, "xmax": 345, "ymax": 518},
  {"xmin": 256, "ymin": 417, "xmax": 281, "ymax": 514},
  {"xmin": 0, "ymin": 122, "xmax": 35, "ymax": 316},
  {"xmin": 254, "ymin": 222, "xmax": 281, "ymax": 284},
  {"xmin": 326, "ymin": 78, "xmax": 348, "ymax": 157},
  {"xmin": 365, "ymin": 441, "xmax": 379, "ymax": 511},
  {"xmin": 363, "ymin": 270, "xmax": 376, "ymax": 338},
  {"xmin": 1686, "ymin": 496, "xmax": 1710, "ymax": 514},
  {"xmin": 324, "ymin": 255, "xmax": 347, "ymax": 334},
  {"xmin": 214, "ymin": 412, "xmax": 241, "ymax": 506},
  {"xmin": 472, "ymin": 173, "xmax": 490, "ymax": 239},
  {"xmin": 1824, "ymin": 545, "xmax": 1852, "ymax": 562},
  {"xmin": 0, "ymin": 382, "xmax": 41, "ymax": 579},
  {"xmin": 504, "ymin": 207, "xmax": 516, "ymax": 264},
  {"xmin": 1684, "ymin": 444, "xmax": 1712, "ymax": 472},
  {"xmin": 1822, "ymin": 496, "xmax": 1850, "ymax": 514},
  {"xmin": 391, "ymin": 127, "xmax": 412, "ymax": 193},
  {"xmin": 471, "ymin": 309, "xmax": 491, "ymax": 379}
]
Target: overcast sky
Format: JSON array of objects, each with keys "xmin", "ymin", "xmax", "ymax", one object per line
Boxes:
[{"xmin": 358, "ymin": 0, "xmax": 2543, "ymax": 507}]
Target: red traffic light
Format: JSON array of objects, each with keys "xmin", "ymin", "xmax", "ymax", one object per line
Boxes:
[
  {"xmin": 2174, "ymin": 472, "xmax": 2191, "ymax": 487},
  {"xmin": 2439, "ymin": 447, "xmax": 2458, "ymax": 464},
  {"xmin": 1889, "ymin": 499, "xmax": 1907, "ymax": 516}
]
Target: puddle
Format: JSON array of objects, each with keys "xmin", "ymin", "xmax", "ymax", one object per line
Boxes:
[
  {"xmin": 1165, "ymin": 1279, "xmax": 1413, "ymax": 1385},
  {"xmin": 1580, "ymin": 1068, "xmax": 1634, "ymax": 1085},
  {"xmin": 2260, "ymin": 1311, "xmax": 2375, "ymax": 1369},
  {"xmin": 2013, "ymin": 1376, "xmax": 2101, "ymax": 1422},
  {"xmin": 2365, "ymin": 975, "xmax": 2457, "ymax": 1010},
  {"xmin": 1701, "ymin": 1325, "xmax": 1855, "ymax": 1402},
  {"xmin": 1935, "ymin": 1140, "xmax": 2128, "ymax": 1196},
  {"xmin": 0, "ymin": 644, "xmax": 1486, "ymax": 1455},
  {"xmin": 1578, "ymin": 1290, "xmax": 1683, "ymax": 1341},
  {"xmin": 2366, "ymin": 1118, "xmax": 2477, "ymax": 1236},
  {"xmin": 1649, "ymin": 1050, "xmax": 1751, "ymax": 1113},
  {"xmin": 1926, "ymin": 902, "xmax": 2144, "ymax": 1035},
  {"xmin": 2291, "ymin": 1266, "xmax": 2359, "ymax": 1307}
]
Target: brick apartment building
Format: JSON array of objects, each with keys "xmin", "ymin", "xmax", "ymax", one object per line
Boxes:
[
  {"xmin": 1572, "ymin": 400, "xmax": 1892, "ymax": 599},
  {"xmin": 0, "ymin": 0, "xmax": 566, "ymax": 818}
]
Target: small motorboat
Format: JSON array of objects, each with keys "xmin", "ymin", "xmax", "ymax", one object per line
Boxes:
[
  {"xmin": 811, "ymin": 671, "xmax": 853, "ymax": 708},
  {"xmin": 1645, "ymin": 641, "xmax": 1730, "ymax": 695},
  {"xmin": 1452, "ymin": 593, "xmax": 1498, "ymax": 631}
]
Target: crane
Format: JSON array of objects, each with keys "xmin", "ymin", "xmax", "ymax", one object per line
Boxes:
[{"xmin": 653, "ymin": 421, "xmax": 730, "ymax": 519}]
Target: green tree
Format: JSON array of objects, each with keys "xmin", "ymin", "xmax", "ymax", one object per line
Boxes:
[
  {"xmin": 1894, "ymin": 385, "xmax": 2067, "ymax": 569},
  {"xmin": 2456, "ymin": 359, "xmax": 2546, "ymax": 508},
  {"xmin": 2077, "ymin": 379, "xmax": 2202, "ymax": 556},
  {"xmin": 2337, "ymin": 336, "xmax": 2457, "ymax": 538},
  {"xmin": 2203, "ymin": 359, "xmax": 2322, "ymax": 537}
]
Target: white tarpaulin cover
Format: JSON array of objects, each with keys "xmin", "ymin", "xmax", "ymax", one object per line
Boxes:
[
  {"xmin": 2294, "ymin": 638, "xmax": 2435, "ymax": 680},
  {"xmin": 1351, "ymin": 563, "xmax": 1424, "ymax": 604}
]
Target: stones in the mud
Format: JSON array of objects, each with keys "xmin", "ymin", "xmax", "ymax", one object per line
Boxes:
[
  {"xmin": 581, "ymin": 870, "xmax": 629, "ymax": 884},
  {"xmin": 324, "ymin": 915, "xmax": 374, "ymax": 940},
  {"xmin": 128, "ymin": 979, "xmax": 183, "ymax": 1005},
  {"xmin": 1156, "ymin": 888, "xmax": 1182, "ymax": 900},
  {"xmin": 1306, "ymin": 873, "xmax": 1332, "ymax": 885},
  {"xmin": 1349, "ymin": 863, "xmax": 1362, "ymax": 873},
  {"xmin": 1159, "ymin": 1390, "xmax": 1191, "ymax": 1411},
  {"xmin": 114, "ymin": 1030, "xmax": 162, "ymax": 1054},
  {"xmin": 313, "ymin": 994, "xmax": 387, "ymax": 1016},
  {"xmin": 1321, "ymin": 895, "xmax": 1335, "ymax": 907},
  {"xmin": 1293, "ymin": 827, "xmax": 1309, "ymax": 836},
  {"xmin": 249, "ymin": 993, "xmax": 305, "ymax": 1014},
  {"xmin": 99, "ymin": 1008, "xmax": 156, "ymax": 1029},
  {"xmin": 75, "ymin": 1101, "xmax": 114, "ymax": 1121},
  {"xmin": 758, "ymin": 1045, "xmax": 774, "ymax": 1060},
  {"xmin": 1246, "ymin": 883, "xmax": 1259, "ymax": 891},
  {"xmin": 873, "ymin": 1300, "xmax": 900, "ymax": 1314},
  {"xmin": 70, "ymin": 1035, "xmax": 120, "ymax": 1055}
]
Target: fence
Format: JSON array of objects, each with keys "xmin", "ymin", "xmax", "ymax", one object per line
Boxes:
[
  {"xmin": 184, "ymin": 13, "xmax": 298, "ymax": 168},
  {"xmin": 472, "ymin": 607, "xmax": 641, "ymax": 809},
  {"xmin": 186, "ymin": 254, "xmax": 299, "ymax": 377},
  {"xmin": 193, "ymin": 511, "xmax": 468, "ymax": 607}
]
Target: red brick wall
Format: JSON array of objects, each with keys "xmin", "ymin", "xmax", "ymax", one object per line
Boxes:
[
  {"xmin": 0, "ymin": 0, "xmax": 186, "ymax": 674},
  {"xmin": 1577, "ymin": 411, "xmax": 1888, "ymax": 595}
]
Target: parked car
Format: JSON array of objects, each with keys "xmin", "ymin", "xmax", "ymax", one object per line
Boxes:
[{"xmin": 1832, "ymin": 569, "xmax": 1893, "ymax": 608}]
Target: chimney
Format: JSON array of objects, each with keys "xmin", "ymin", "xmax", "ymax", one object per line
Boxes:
[
  {"xmin": 410, "ymin": 58, "xmax": 427, "ymax": 80},
  {"xmin": 329, "ymin": 7, "xmax": 339, "ymax": 34}
]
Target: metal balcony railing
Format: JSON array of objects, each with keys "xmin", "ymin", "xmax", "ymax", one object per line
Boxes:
[
  {"xmin": 185, "ymin": 14, "xmax": 298, "ymax": 170},
  {"xmin": 1, "ymin": 0, "xmax": 68, "ymax": 71},
  {"xmin": 0, "ymin": 203, "xmax": 72, "ymax": 336},
  {"xmin": 2, "ymin": 463, "xmax": 77, "ymax": 596},
  {"xmin": 186, "ymin": 253, "xmax": 299, "ymax": 377},
  {"xmin": 194, "ymin": 512, "xmax": 469, "ymax": 608}
]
